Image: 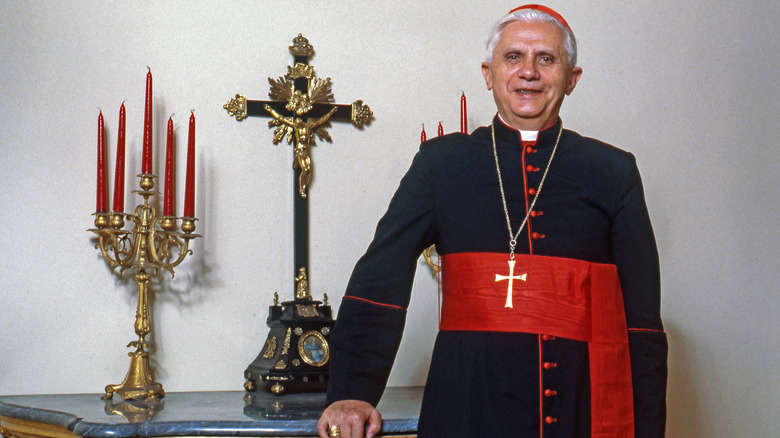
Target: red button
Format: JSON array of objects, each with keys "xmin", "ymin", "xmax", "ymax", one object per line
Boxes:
[
  {"xmin": 544, "ymin": 389, "xmax": 558, "ymax": 397},
  {"xmin": 543, "ymin": 362, "xmax": 557, "ymax": 369},
  {"xmin": 526, "ymin": 165, "xmax": 539, "ymax": 172},
  {"xmin": 528, "ymin": 188, "xmax": 537, "ymax": 195},
  {"xmin": 532, "ymin": 232, "xmax": 545, "ymax": 239},
  {"xmin": 545, "ymin": 416, "xmax": 558, "ymax": 424},
  {"xmin": 526, "ymin": 146, "xmax": 536, "ymax": 153},
  {"xmin": 530, "ymin": 210, "xmax": 543, "ymax": 218},
  {"xmin": 541, "ymin": 334, "xmax": 556, "ymax": 341}
]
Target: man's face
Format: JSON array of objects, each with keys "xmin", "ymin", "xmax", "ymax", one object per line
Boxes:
[{"xmin": 482, "ymin": 20, "xmax": 582, "ymax": 131}]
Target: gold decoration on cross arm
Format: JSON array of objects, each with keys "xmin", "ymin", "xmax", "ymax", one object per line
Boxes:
[
  {"xmin": 351, "ymin": 100, "xmax": 373, "ymax": 127},
  {"xmin": 224, "ymin": 94, "xmax": 248, "ymax": 121}
]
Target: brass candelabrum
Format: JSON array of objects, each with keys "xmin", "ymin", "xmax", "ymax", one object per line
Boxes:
[{"xmin": 90, "ymin": 174, "xmax": 200, "ymax": 402}]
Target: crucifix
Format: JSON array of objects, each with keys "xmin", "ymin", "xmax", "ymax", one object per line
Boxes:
[
  {"xmin": 495, "ymin": 260, "xmax": 527, "ymax": 308},
  {"xmin": 225, "ymin": 34, "xmax": 372, "ymax": 284},
  {"xmin": 224, "ymin": 34, "xmax": 372, "ymax": 394}
]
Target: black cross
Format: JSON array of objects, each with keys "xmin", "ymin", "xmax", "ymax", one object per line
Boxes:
[{"xmin": 224, "ymin": 34, "xmax": 372, "ymax": 297}]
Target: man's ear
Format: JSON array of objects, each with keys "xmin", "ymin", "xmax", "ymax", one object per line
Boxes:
[
  {"xmin": 566, "ymin": 66, "xmax": 583, "ymax": 95},
  {"xmin": 482, "ymin": 62, "xmax": 493, "ymax": 91}
]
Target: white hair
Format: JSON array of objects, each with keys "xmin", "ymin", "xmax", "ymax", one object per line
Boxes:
[{"xmin": 485, "ymin": 8, "xmax": 578, "ymax": 67}]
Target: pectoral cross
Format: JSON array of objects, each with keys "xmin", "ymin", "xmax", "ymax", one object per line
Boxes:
[
  {"xmin": 495, "ymin": 260, "xmax": 527, "ymax": 308},
  {"xmin": 224, "ymin": 34, "xmax": 372, "ymax": 295}
]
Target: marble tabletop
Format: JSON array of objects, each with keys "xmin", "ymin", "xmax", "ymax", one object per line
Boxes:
[{"xmin": 0, "ymin": 388, "xmax": 422, "ymax": 437}]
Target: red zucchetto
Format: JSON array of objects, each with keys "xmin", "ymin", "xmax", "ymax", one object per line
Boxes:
[{"xmin": 509, "ymin": 4, "xmax": 573, "ymax": 33}]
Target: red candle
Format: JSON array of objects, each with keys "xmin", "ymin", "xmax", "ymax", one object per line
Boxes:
[
  {"xmin": 112, "ymin": 103, "xmax": 126, "ymax": 212},
  {"xmin": 460, "ymin": 92, "xmax": 468, "ymax": 134},
  {"xmin": 96, "ymin": 111, "xmax": 108, "ymax": 212},
  {"xmin": 163, "ymin": 116, "xmax": 175, "ymax": 216},
  {"xmin": 141, "ymin": 68, "xmax": 153, "ymax": 174},
  {"xmin": 183, "ymin": 112, "xmax": 196, "ymax": 217},
  {"xmin": 437, "ymin": 122, "xmax": 444, "ymax": 137},
  {"xmin": 420, "ymin": 124, "xmax": 427, "ymax": 143}
]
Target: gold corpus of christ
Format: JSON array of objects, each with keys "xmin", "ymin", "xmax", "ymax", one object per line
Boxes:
[
  {"xmin": 224, "ymin": 34, "xmax": 372, "ymax": 396},
  {"xmin": 224, "ymin": 34, "xmax": 373, "ymax": 198}
]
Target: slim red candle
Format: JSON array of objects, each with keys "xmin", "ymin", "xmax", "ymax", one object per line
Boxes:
[
  {"xmin": 141, "ymin": 68, "xmax": 153, "ymax": 174},
  {"xmin": 96, "ymin": 111, "xmax": 108, "ymax": 212},
  {"xmin": 460, "ymin": 92, "xmax": 468, "ymax": 134},
  {"xmin": 183, "ymin": 112, "xmax": 196, "ymax": 217},
  {"xmin": 437, "ymin": 122, "xmax": 444, "ymax": 137},
  {"xmin": 163, "ymin": 116, "xmax": 175, "ymax": 216},
  {"xmin": 421, "ymin": 124, "xmax": 427, "ymax": 143},
  {"xmin": 112, "ymin": 103, "xmax": 126, "ymax": 212}
]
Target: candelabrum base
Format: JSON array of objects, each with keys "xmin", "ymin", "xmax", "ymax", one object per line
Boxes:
[{"xmin": 102, "ymin": 346, "xmax": 165, "ymax": 402}]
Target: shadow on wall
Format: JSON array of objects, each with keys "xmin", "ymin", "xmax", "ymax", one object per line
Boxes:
[{"xmin": 664, "ymin": 321, "xmax": 735, "ymax": 437}]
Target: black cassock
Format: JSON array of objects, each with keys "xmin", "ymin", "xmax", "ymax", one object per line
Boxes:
[{"xmin": 327, "ymin": 117, "xmax": 668, "ymax": 438}]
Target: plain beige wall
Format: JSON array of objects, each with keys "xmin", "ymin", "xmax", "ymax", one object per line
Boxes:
[{"xmin": 0, "ymin": 1, "xmax": 777, "ymax": 436}]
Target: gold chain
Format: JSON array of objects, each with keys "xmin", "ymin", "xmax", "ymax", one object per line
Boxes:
[{"xmin": 491, "ymin": 118, "xmax": 562, "ymax": 259}]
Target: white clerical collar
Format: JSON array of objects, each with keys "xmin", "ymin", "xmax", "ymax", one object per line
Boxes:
[
  {"xmin": 497, "ymin": 113, "xmax": 539, "ymax": 142},
  {"xmin": 519, "ymin": 130, "xmax": 539, "ymax": 142}
]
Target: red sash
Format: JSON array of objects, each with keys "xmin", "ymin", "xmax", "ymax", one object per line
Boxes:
[{"xmin": 440, "ymin": 253, "xmax": 635, "ymax": 437}]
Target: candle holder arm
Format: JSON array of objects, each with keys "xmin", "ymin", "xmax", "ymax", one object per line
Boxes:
[
  {"xmin": 146, "ymin": 225, "xmax": 197, "ymax": 277},
  {"xmin": 91, "ymin": 228, "xmax": 139, "ymax": 274}
]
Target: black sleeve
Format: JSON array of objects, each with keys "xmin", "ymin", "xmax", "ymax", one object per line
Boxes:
[
  {"xmin": 327, "ymin": 145, "xmax": 436, "ymax": 406},
  {"xmin": 610, "ymin": 154, "xmax": 668, "ymax": 437}
]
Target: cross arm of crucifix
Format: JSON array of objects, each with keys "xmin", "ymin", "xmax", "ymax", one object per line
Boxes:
[{"xmin": 225, "ymin": 95, "xmax": 372, "ymax": 128}]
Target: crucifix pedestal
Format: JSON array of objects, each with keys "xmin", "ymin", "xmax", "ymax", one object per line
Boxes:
[{"xmin": 224, "ymin": 34, "xmax": 372, "ymax": 395}]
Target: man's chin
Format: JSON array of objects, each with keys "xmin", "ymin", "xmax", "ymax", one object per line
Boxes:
[{"xmin": 503, "ymin": 109, "xmax": 547, "ymax": 128}]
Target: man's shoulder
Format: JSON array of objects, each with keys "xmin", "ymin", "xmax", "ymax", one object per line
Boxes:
[
  {"xmin": 422, "ymin": 132, "xmax": 475, "ymax": 147},
  {"xmin": 564, "ymin": 129, "xmax": 632, "ymax": 157},
  {"xmin": 558, "ymin": 129, "xmax": 641, "ymax": 186},
  {"xmin": 562, "ymin": 129, "xmax": 638, "ymax": 169},
  {"xmin": 410, "ymin": 130, "xmax": 491, "ymax": 177},
  {"xmin": 419, "ymin": 127, "xmax": 489, "ymax": 154}
]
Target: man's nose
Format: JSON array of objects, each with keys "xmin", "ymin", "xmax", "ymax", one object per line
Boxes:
[{"xmin": 518, "ymin": 59, "xmax": 539, "ymax": 80}]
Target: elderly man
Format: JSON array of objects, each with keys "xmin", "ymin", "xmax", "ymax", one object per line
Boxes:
[{"xmin": 319, "ymin": 4, "xmax": 667, "ymax": 438}]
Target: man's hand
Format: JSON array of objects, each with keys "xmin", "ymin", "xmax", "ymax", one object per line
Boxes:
[{"xmin": 317, "ymin": 399, "xmax": 382, "ymax": 438}]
